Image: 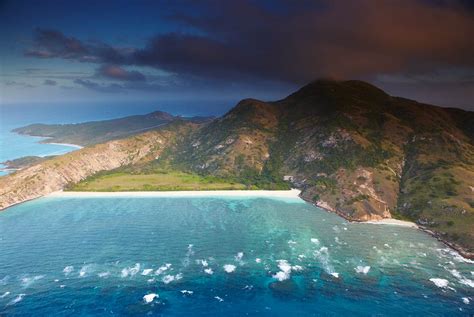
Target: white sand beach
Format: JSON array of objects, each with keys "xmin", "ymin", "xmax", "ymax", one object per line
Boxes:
[
  {"xmin": 48, "ymin": 188, "xmax": 302, "ymax": 199},
  {"xmin": 46, "ymin": 142, "xmax": 84, "ymax": 149},
  {"xmin": 365, "ymin": 218, "xmax": 418, "ymax": 228}
]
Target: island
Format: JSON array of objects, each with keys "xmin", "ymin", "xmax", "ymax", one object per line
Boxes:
[{"xmin": 1, "ymin": 79, "xmax": 473, "ymax": 259}]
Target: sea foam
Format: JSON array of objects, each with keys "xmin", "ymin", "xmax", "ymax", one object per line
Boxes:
[
  {"xmin": 430, "ymin": 278, "xmax": 449, "ymax": 288},
  {"xmin": 355, "ymin": 266, "xmax": 371, "ymax": 274},
  {"xmin": 143, "ymin": 293, "xmax": 158, "ymax": 303},
  {"xmin": 223, "ymin": 264, "xmax": 236, "ymax": 273}
]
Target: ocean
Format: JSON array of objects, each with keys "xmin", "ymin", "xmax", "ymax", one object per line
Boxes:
[{"xmin": 0, "ymin": 196, "xmax": 472, "ymax": 316}]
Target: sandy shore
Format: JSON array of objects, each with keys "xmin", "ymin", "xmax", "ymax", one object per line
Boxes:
[
  {"xmin": 46, "ymin": 142, "xmax": 84, "ymax": 149},
  {"xmin": 365, "ymin": 218, "xmax": 418, "ymax": 228},
  {"xmin": 48, "ymin": 188, "xmax": 302, "ymax": 199}
]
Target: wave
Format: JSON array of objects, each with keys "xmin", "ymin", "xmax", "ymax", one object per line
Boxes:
[
  {"xmin": 223, "ymin": 264, "xmax": 236, "ymax": 273},
  {"xmin": 7, "ymin": 294, "xmax": 25, "ymax": 306},
  {"xmin": 143, "ymin": 293, "xmax": 158, "ymax": 304}
]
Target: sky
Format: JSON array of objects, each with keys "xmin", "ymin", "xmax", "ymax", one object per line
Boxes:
[{"xmin": 1, "ymin": 0, "xmax": 474, "ymax": 114}]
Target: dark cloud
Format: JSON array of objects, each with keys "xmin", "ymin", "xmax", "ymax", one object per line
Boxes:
[
  {"xmin": 21, "ymin": 1, "xmax": 474, "ymax": 109},
  {"xmin": 43, "ymin": 79, "xmax": 57, "ymax": 86},
  {"xmin": 25, "ymin": 28, "xmax": 88, "ymax": 59},
  {"xmin": 24, "ymin": 1, "xmax": 474, "ymax": 85},
  {"xmin": 98, "ymin": 65, "xmax": 146, "ymax": 81},
  {"xmin": 135, "ymin": 0, "xmax": 474, "ymax": 83},
  {"xmin": 25, "ymin": 28, "xmax": 134, "ymax": 64}
]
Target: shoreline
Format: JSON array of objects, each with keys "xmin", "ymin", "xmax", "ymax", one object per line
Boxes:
[
  {"xmin": 47, "ymin": 188, "xmax": 302, "ymax": 199},
  {"xmin": 304, "ymin": 198, "xmax": 473, "ymax": 259},
  {"xmin": 364, "ymin": 218, "xmax": 418, "ymax": 228},
  {"xmin": 13, "ymin": 188, "xmax": 474, "ymax": 260},
  {"xmin": 44, "ymin": 142, "xmax": 84, "ymax": 149}
]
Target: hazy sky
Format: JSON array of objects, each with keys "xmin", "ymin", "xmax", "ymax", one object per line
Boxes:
[{"xmin": 1, "ymin": 0, "xmax": 474, "ymax": 112}]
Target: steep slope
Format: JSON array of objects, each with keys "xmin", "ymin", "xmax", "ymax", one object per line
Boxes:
[
  {"xmin": 165, "ymin": 80, "xmax": 473, "ymax": 256},
  {"xmin": 12, "ymin": 111, "xmax": 212, "ymax": 146},
  {"xmin": 0, "ymin": 121, "xmax": 199, "ymax": 209}
]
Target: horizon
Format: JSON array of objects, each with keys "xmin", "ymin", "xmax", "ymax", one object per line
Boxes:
[{"xmin": 1, "ymin": 0, "xmax": 474, "ymax": 112}]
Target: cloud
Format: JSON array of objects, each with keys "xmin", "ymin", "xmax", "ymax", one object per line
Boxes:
[
  {"xmin": 25, "ymin": 28, "xmax": 134, "ymax": 64},
  {"xmin": 98, "ymin": 65, "xmax": 146, "ymax": 81},
  {"xmin": 25, "ymin": 28, "xmax": 88, "ymax": 59},
  {"xmin": 133, "ymin": 0, "xmax": 474, "ymax": 83},
  {"xmin": 43, "ymin": 79, "xmax": 57, "ymax": 86},
  {"xmin": 73, "ymin": 79, "xmax": 124, "ymax": 93},
  {"xmin": 24, "ymin": 1, "xmax": 474, "ymax": 85}
]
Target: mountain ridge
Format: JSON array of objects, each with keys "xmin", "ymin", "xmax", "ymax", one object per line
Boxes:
[{"xmin": 1, "ymin": 79, "xmax": 473, "ymax": 258}]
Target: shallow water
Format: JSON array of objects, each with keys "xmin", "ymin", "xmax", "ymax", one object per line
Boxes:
[{"xmin": 0, "ymin": 196, "xmax": 472, "ymax": 316}]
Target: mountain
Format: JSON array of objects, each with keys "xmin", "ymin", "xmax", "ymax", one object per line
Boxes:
[
  {"xmin": 12, "ymin": 111, "xmax": 213, "ymax": 146},
  {"xmin": 1, "ymin": 79, "xmax": 473, "ymax": 258}
]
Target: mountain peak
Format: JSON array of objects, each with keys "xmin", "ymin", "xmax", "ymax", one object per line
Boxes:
[{"xmin": 285, "ymin": 79, "xmax": 389, "ymax": 101}]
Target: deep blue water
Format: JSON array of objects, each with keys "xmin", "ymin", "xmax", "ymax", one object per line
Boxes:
[{"xmin": 0, "ymin": 196, "xmax": 472, "ymax": 316}]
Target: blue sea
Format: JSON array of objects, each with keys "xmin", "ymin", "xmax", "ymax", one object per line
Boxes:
[{"xmin": 0, "ymin": 196, "xmax": 473, "ymax": 316}]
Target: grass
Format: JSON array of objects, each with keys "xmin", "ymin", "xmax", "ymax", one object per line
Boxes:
[{"xmin": 67, "ymin": 170, "xmax": 247, "ymax": 191}]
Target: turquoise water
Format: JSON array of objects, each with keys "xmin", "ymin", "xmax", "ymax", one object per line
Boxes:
[
  {"xmin": 0, "ymin": 122, "xmax": 79, "ymax": 176},
  {"xmin": 0, "ymin": 196, "xmax": 472, "ymax": 316}
]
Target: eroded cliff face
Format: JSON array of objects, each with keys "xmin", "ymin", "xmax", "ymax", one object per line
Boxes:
[{"xmin": 0, "ymin": 123, "xmax": 196, "ymax": 210}]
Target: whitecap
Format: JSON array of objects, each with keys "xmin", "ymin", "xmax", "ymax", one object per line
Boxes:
[
  {"xmin": 223, "ymin": 264, "xmax": 236, "ymax": 273},
  {"xmin": 311, "ymin": 238, "xmax": 320, "ymax": 244},
  {"xmin": 79, "ymin": 265, "xmax": 93, "ymax": 278},
  {"xmin": 214, "ymin": 296, "xmax": 224, "ymax": 302},
  {"xmin": 155, "ymin": 263, "xmax": 172, "ymax": 275},
  {"xmin": 330, "ymin": 272, "xmax": 339, "ymax": 278},
  {"xmin": 235, "ymin": 252, "xmax": 244, "ymax": 265},
  {"xmin": 63, "ymin": 266, "xmax": 74, "ymax": 276},
  {"xmin": 60, "ymin": 284, "xmax": 66, "ymax": 288},
  {"xmin": 273, "ymin": 271, "xmax": 290, "ymax": 282},
  {"xmin": 7, "ymin": 294, "xmax": 25, "ymax": 306},
  {"xmin": 121, "ymin": 263, "xmax": 140, "ymax": 278},
  {"xmin": 162, "ymin": 273, "xmax": 183, "ymax": 284},
  {"xmin": 196, "ymin": 259, "xmax": 209, "ymax": 267},
  {"xmin": 21, "ymin": 275, "xmax": 44, "ymax": 287},
  {"xmin": 288, "ymin": 240, "xmax": 297, "ymax": 245},
  {"xmin": 355, "ymin": 266, "xmax": 371, "ymax": 275},
  {"xmin": 430, "ymin": 278, "xmax": 449, "ymax": 288},
  {"xmin": 292, "ymin": 265, "xmax": 304, "ymax": 271},
  {"xmin": 143, "ymin": 293, "xmax": 158, "ymax": 304},
  {"xmin": 272, "ymin": 260, "xmax": 295, "ymax": 282},
  {"xmin": 384, "ymin": 244, "xmax": 391, "ymax": 248},
  {"xmin": 204, "ymin": 268, "xmax": 214, "ymax": 275},
  {"xmin": 98, "ymin": 272, "xmax": 110, "ymax": 278},
  {"xmin": 448, "ymin": 269, "xmax": 474, "ymax": 288},
  {"xmin": 255, "ymin": 258, "xmax": 262, "ymax": 263},
  {"xmin": 462, "ymin": 297, "xmax": 470, "ymax": 304},
  {"xmin": 0, "ymin": 291, "xmax": 10, "ymax": 298},
  {"xmin": 181, "ymin": 290, "xmax": 193, "ymax": 295},
  {"xmin": 141, "ymin": 269, "xmax": 153, "ymax": 276}
]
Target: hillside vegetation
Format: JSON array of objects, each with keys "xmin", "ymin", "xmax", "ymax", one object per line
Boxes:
[{"xmin": 2, "ymin": 79, "xmax": 473, "ymax": 257}]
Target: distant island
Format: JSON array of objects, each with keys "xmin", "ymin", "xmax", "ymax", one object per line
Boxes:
[{"xmin": 1, "ymin": 79, "xmax": 473, "ymax": 258}]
